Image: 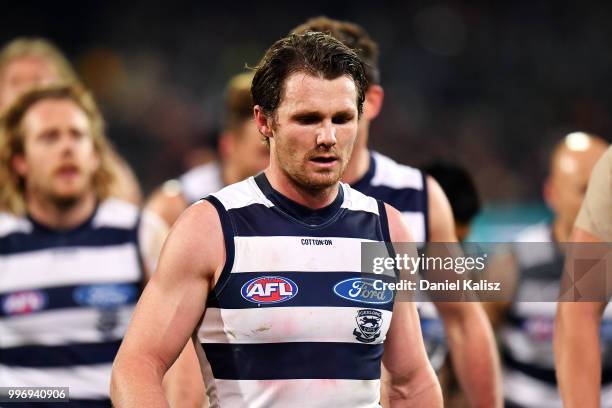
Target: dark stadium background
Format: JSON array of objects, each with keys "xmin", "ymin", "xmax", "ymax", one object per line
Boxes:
[{"xmin": 3, "ymin": 1, "xmax": 611, "ymax": 239}]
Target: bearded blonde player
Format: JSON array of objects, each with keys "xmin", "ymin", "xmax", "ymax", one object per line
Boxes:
[
  {"xmin": 0, "ymin": 37, "xmax": 141, "ymax": 206},
  {"xmin": 0, "ymin": 83, "xmax": 166, "ymax": 405}
]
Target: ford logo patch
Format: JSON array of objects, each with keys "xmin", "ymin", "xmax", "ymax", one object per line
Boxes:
[
  {"xmin": 241, "ymin": 276, "xmax": 298, "ymax": 304},
  {"xmin": 74, "ymin": 284, "xmax": 137, "ymax": 309},
  {"xmin": 333, "ymin": 278, "xmax": 393, "ymax": 304}
]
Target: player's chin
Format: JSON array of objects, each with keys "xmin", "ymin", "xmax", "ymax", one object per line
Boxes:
[
  {"xmin": 307, "ymin": 171, "xmax": 341, "ymax": 189},
  {"xmin": 50, "ymin": 184, "xmax": 89, "ymax": 204}
]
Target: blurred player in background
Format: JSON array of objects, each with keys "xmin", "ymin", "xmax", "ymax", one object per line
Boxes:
[
  {"xmin": 145, "ymin": 72, "xmax": 268, "ymax": 407},
  {"xmin": 0, "ymin": 83, "xmax": 166, "ymax": 406},
  {"xmin": 0, "ymin": 37, "xmax": 142, "ymax": 206},
  {"xmin": 555, "ymin": 143, "xmax": 612, "ymax": 407},
  {"xmin": 146, "ymin": 71, "xmax": 269, "ymax": 228},
  {"xmin": 111, "ymin": 31, "xmax": 442, "ymax": 407},
  {"xmin": 423, "ymin": 161, "xmax": 481, "ymax": 243},
  {"xmin": 486, "ymin": 133, "xmax": 609, "ymax": 407},
  {"xmin": 424, "ymin": 160, "xmax": 482, "ymax": 407},
  {"xmin": 292, "ymin": 16, "xmax": 501, "ymax": 407}
]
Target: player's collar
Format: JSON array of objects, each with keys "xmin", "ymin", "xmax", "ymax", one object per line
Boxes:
[{"xmin": 254, "ymin": 172, "xmax": 344, "ymax": 225}]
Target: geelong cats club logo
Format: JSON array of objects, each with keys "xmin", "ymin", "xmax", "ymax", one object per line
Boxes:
[{"xmin": 353, "ymin": 309, "xmax": 383, "ymax": 343}]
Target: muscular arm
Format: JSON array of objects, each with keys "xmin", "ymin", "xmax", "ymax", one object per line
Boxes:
[
  {"xmin": 383, "ymin": 203, "xmax": 443, "ymax": 407},
  {"xmin": 427, "ymin": 176, "xmax": 502, "ymax": 408},
  {"xmin": 111, "ymin": 201, "xmax": 224, "ymax": 407},
  {"xmin": 554, "ymin": 226, "xmax": 607, "ymax": 408},
  {"xmin": 144, "ymin": 188, "xmax": 208, "ymax": 407}
]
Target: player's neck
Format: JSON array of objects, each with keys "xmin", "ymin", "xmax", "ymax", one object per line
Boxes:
[
  {"xmin": 27, "ymin": 190, "xmax": 97, "ymax": 230},
  {"xmin": 341, "ymin": 146, "xmax": 370, "ymax": 184},
  {"xmin": 552, "ymin": 218, "xmax": 572, "ymax": 243},
  {"xmin": 264, "ymin": 169, "xmax": 339, "ymax": 210}
]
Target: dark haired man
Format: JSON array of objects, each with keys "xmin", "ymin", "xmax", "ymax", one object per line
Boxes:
[
  {"xmin": 111, "ymin": 31, "xmax": 442, "ymax": 407},
  {"xmin": 292, "ymin": 16, "xmax": 500, "ymax": 407}
]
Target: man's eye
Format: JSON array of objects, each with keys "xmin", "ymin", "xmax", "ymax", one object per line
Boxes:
[
  {"xmin": 39, "ymin": 131, "xmax": 58, "ymax": 143},
  {"xmin": 332, "ymin": 114, "xmax": 354, "ymax": 124},
  {"xmin": 296, "ymin": 115, "xmax": 321, "ymax": 125},
  {"xmin": 71, "ymin": 130, "xmax": 86, "ymax": 140}
]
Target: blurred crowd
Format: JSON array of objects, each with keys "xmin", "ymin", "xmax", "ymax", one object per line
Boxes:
[{"xmin": 3, "ymin": 1, "xmax": 612, "ymax": 200}]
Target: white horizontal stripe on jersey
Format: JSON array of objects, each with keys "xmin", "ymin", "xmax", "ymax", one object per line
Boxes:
[
  {"xmin": 0, "ymin": 213, "xmax": 32, "ymax": 237},
  {"xmin": 0, "ymin": 363, "xmax": 112, "ymax": 399},
  {"xmin": 92, "ymin": 199, "xmax": 139, "ymax": 229},
  {"xmin": 371, "ymin": 152, "xmax": 423, "ymax": 190},
  {"xmin": 0, "ymin": 243, "xmax": 140, "ymax": 293},
  {"xmin": 1, "ymin": 306, "xmax": 134, "ymax": 348},
  {"xmin": 340, "ymin": 184, "xmax": 380, "ymax": 215},
  {"xmin": 198, "ymin": 307, "xmax": 392, "ymax": 344},
  {"xmin": 205, "ymin": 378, "xmax": 382, "ymax": 408},
  {"xmin": 213, "ymin": 178, "xmax": 274, "ymax": 211},
  {"xmin": 232, "ymin": 236, "xmax": 380, "ymax": 273}
]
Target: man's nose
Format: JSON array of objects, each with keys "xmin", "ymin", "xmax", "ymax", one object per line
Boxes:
[
  {"xmin": 58, "ymin": 133, "xmax": 77, "ymax": 156},
  {"xmin": 316, "ymin": 120, "xmax": 337, "ymax": 148}
]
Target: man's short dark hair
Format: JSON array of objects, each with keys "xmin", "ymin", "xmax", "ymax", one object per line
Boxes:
[
  {"xmin": 291, "ymin": 16, "xmax": 380, "ymax": 86},
  {"xmin": 423, "ymin": 161, "xmax": 481, "ymax": 225},
  {"xmin": 251, "ymin": 31, "xmax": 368, "ymax": 119}
]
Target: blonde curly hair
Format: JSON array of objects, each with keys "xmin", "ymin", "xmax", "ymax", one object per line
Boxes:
[{"xmin": 0, "ymin": 83, "xmax": 117, "ymax": 214}]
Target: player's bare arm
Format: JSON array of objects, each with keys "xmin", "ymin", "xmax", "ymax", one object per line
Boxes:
[
  {"xmin": 554, "ymin": 226, "xmax": 607, "ymax": 408},
  {"xmin": 383, "ymin": 203, "xmax": 443, "ymax": 407},
  {"xmin": 110, "ymin": 200, "xmax": 223, "ymax": 407},
  {"xmin": 427, "ymin": 176, "xmax": 502, "ymax": 408}
]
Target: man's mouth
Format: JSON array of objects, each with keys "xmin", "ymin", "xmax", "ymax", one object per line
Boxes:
[
  {"xmin": 55, "ymin": 164, "xmax": 80, "ymax": 177},
  {"xmin": 310, "ymin": 155, "xmax": 339, "ymax": 166}
]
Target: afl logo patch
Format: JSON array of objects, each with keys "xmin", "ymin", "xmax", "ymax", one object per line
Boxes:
[
  {"xmin": 2, "ymin": 290, "xmax": 47, "ymax": 316},
  {"xmin": 241, "ymin": 276, "xmax": 298, "ymax": 304},
  {"xmin": 353, "ymin": 309, "xmax": 383, "ymax": 343},
  {"xmin": 333, "ymin": 278, "xmax": 393, "ymax": 304}
]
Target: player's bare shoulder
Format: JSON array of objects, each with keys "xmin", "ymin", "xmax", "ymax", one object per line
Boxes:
[
  {"xmin": 157, "ymin": 198, "xmax": 225, "ymax": 282},
  {"xmin": 383, "ymin": 202, "xmax": 414, "ymax": 242}
]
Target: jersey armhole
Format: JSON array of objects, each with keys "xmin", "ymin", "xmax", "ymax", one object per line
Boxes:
[
  {"xmin": 376, "ymin": 199, "xmax": 392, "ymax": 242},
  {"xmin": 203, "ymin": 195, "xmax": 235, "ymax": 300},
  {"xmin": 377, "ymin": 200, "xmax": 400, "ymax": 281},
  {"xmin": 133, "ymin": 213, "xmax": 147, "ymax": 293}
]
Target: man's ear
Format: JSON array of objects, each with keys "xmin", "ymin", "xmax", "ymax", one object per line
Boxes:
[
  {"xmin": 363, "ymin": 85, "xmax": 384, "ymax": 121},
  {"xmin": 254, "ymin": 105, "xmax": 273, "ymax": 140},
  {"xmin": 12, "ymin": 154, "xmax": 27, "ymax": 177}
]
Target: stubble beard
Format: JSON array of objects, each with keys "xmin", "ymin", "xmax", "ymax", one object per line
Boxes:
[{"xmin": 279, "ymin": 151, "xmax": 347, "ymax": 195}]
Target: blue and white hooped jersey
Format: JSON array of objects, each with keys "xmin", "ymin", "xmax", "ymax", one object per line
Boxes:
[
  {"xmin": 350, "ymin": 151, "xmax": 446, "ymax": 369},
  {"xmin": 0, "ymin": 199, "xmax": 144, "ymax": 407},
  {"xmin": 350, "ymin": 151, "xmax": 428, "ymax": 243},
  {"xmin": 197, "ymin": 173, "xmax": 394, "ymax": 408},
  {"xmin": 502, "ymin": 223, "xmax": 612, "ymax": 407}
]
